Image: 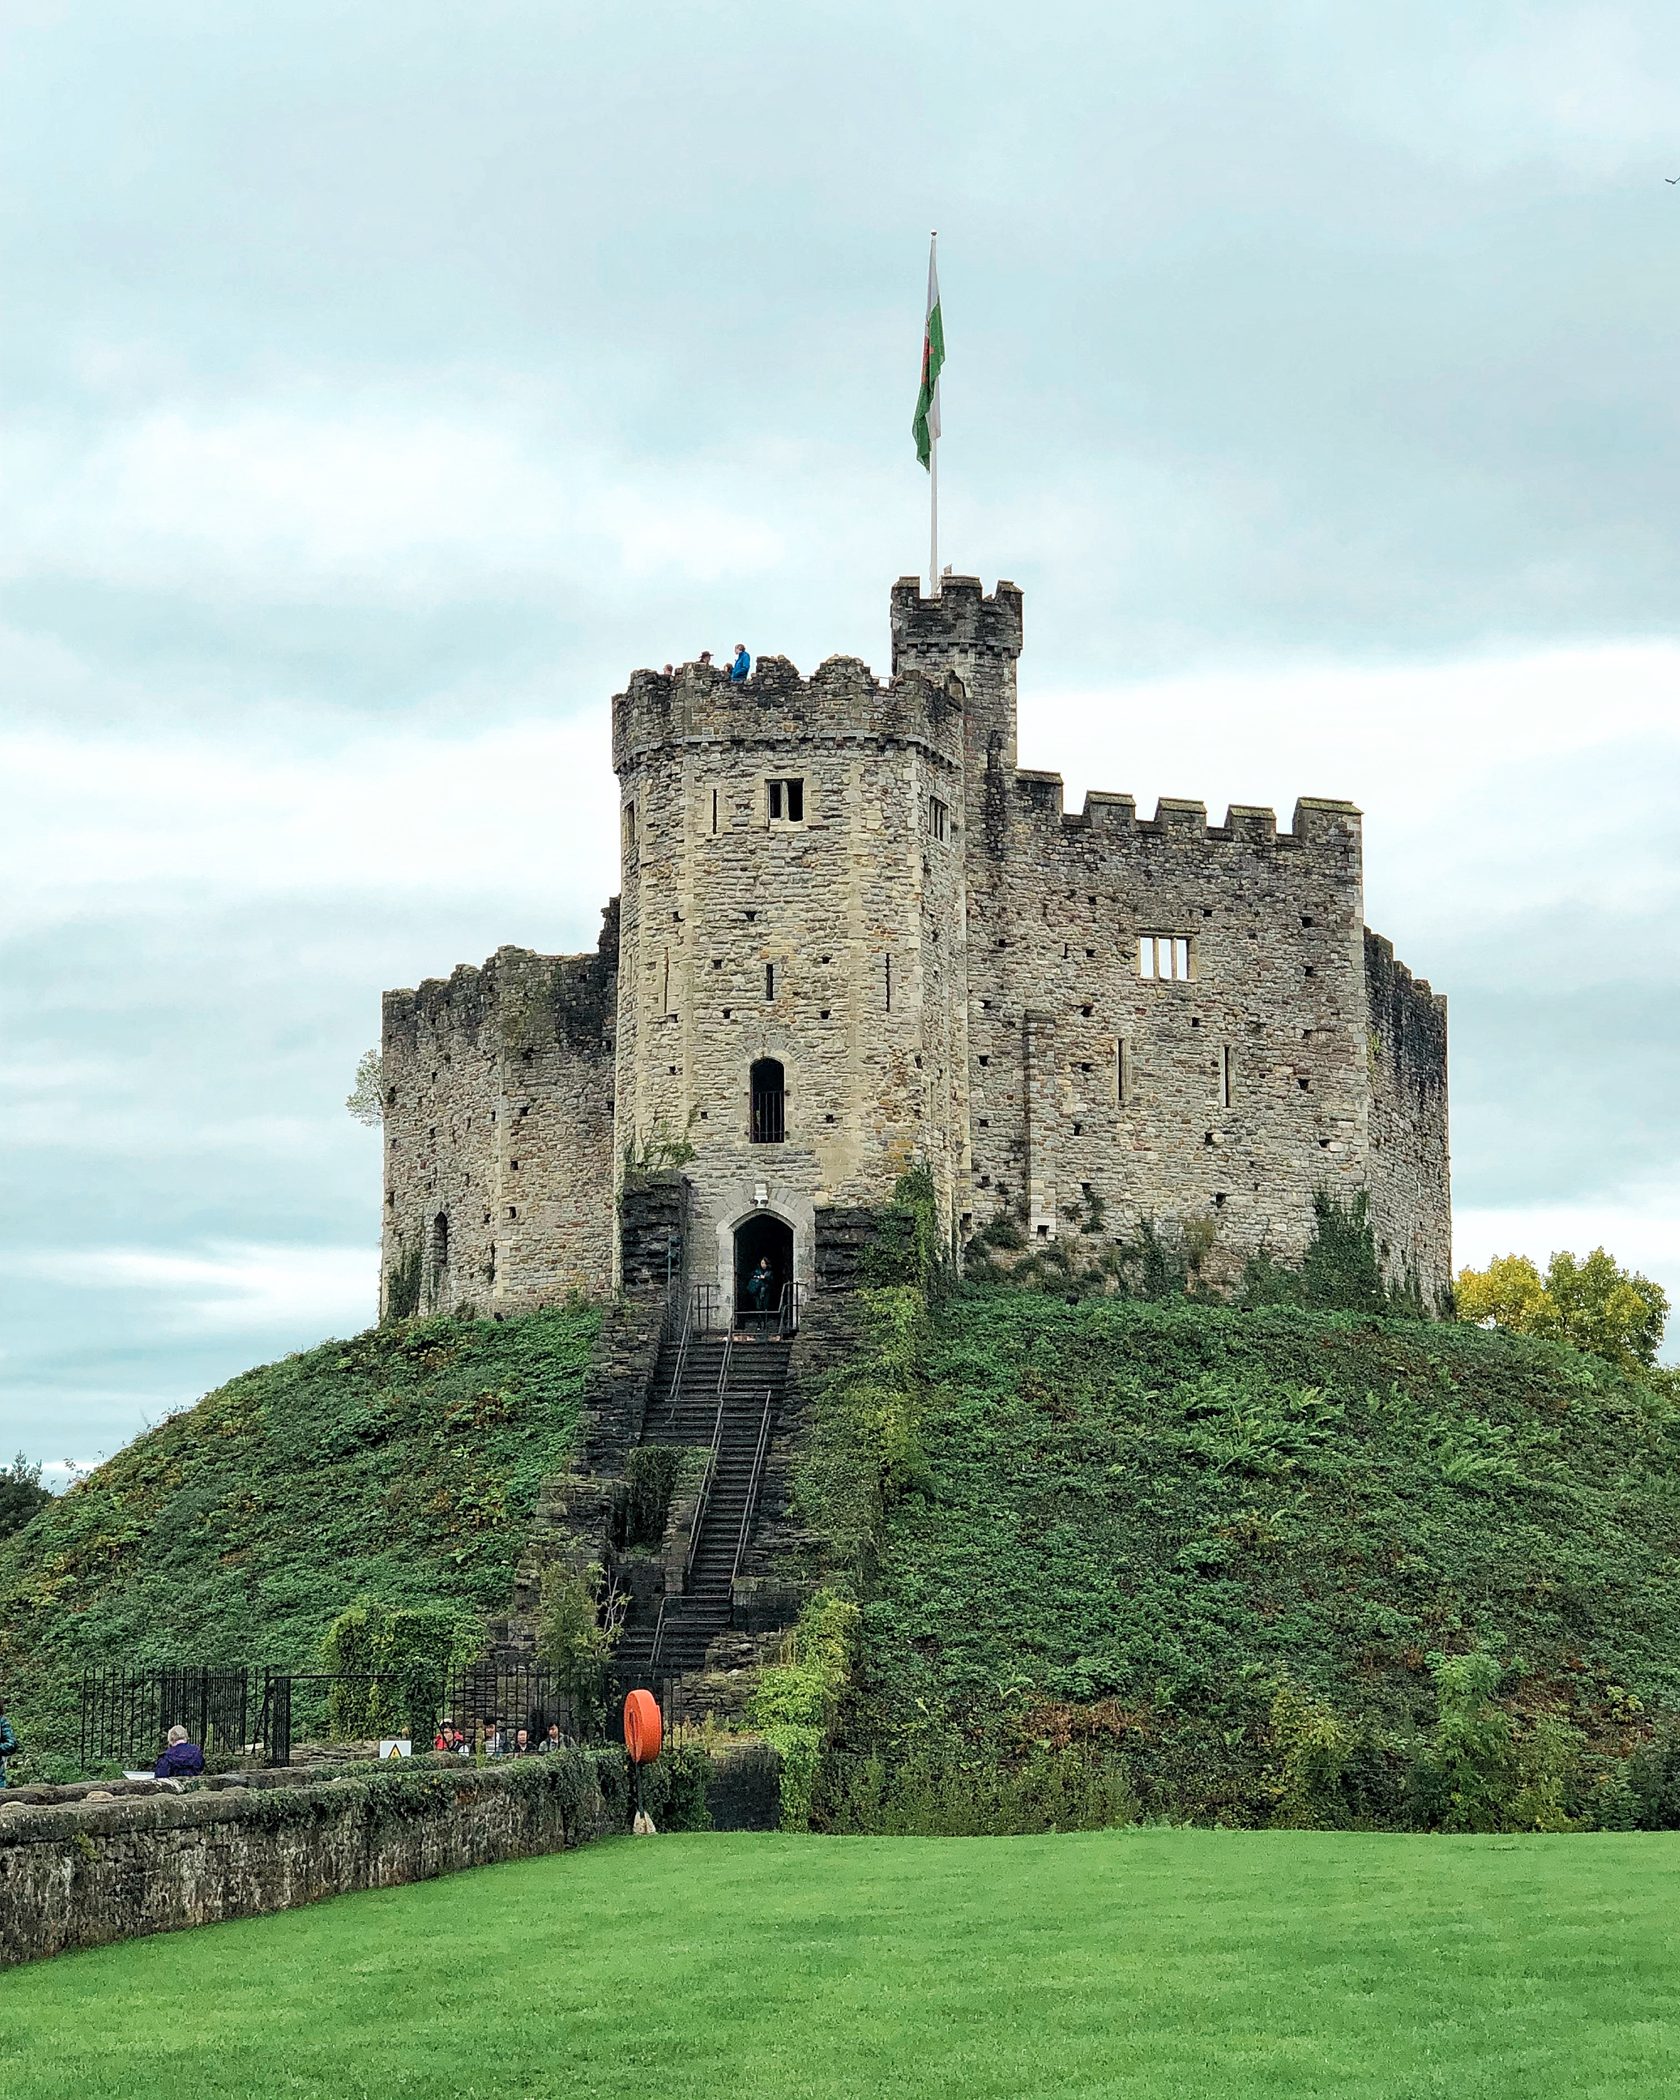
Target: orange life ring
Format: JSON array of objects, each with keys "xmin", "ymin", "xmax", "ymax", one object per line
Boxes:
[{"xmin": 623, "ymin": 1687, "xmax": 663, "ymax": 1765}]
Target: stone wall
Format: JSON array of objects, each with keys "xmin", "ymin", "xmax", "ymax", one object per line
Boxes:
[
  {"xmin": 381, "ymin": 912, "xmax": 618, "ymax": 1317},
  {"xmin": 0, "ymin": 1757, "xmax": 609, "ymax": 1969},
  {"xmin": 612, "ymin": 650, "xmax": 971, "ymax": 1313},
  {"xmin": 1365, "ymin": 930, "xmax": 1452, "ymax": 1305},
  {"xmin": 970, "ymin": 780, "xmax": 1373, "ymax": 1281},
  {"xmin": 0, "ymin": 1748, "xmax": 783, "ymax": 1968}
]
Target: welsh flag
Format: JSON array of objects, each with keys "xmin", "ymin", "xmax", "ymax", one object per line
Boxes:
[{"xmin": 913, "ymin": 235, "xmax": 943, "ymax": 470}]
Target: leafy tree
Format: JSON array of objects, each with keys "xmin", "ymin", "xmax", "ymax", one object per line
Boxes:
[
  {"xmin": 1408, "ymin": 1649, "xmax": 1516, "ymax": 1833},
  {"xmin": 345, "ymin": 1048, "xmax": 383, "ymax": 1127},
  {"xmin": 537, "ymin": 1563, "xmax": 624, "ymax": 1735},
  {"xmin": 1457, "ymin": 1247, "xmax": 1668, "ymax": 1376},
  {"xmin": 0, "ymin": 1454, "xmax": 51, "ymax": 1541}
]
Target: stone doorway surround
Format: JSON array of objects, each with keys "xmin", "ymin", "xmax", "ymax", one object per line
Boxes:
[{"xmin": 709, "ymin": 1182, "xmax": 815, "ymax": 1327}]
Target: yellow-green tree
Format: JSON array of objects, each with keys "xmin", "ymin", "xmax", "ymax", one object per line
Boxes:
[{"xmin": 1456, "ymin": 1247, "xmax": 1668, "ymax": 1376}]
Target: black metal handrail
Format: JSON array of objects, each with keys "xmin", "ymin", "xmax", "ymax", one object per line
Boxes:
[
  {"xmin": 685, "ymin": 1392, "xmax": 727, "ymax": 1592},
  {"xmin": 731, "ymin": 1388, "xmax": 776, "ymax": 1584},
  {"xmin": 649, "ymin": 1387, "xmax": 727, "ymax": 1675},
  {"xmin": 776, "ymin": 1280, "xmax": 807, "ymax": 1337}
]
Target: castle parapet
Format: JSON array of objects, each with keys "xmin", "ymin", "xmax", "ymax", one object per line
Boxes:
[
  {"xmin": 889, "ymin": 575, "xmax": 1024, "ymax": 667},
  {"xmin": 611, "ymin": 652, "xmax": 965, "ymax": 774}
]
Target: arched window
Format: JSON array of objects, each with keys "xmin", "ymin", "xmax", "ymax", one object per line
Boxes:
[{"xmin": 749, "ymin": 1058, "xmax": 785, "ymax": 1145}]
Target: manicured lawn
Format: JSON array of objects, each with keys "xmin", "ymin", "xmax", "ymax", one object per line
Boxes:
[{"xmin": 3, "ymin": 1831, "xmax": 1678, "ymax": 2098}]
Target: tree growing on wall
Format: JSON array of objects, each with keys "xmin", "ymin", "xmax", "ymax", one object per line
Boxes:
[
  {"xmin": 345, "ymin": 1048, "xmax": 383, "ymax": 1127},
  {"xmin": 1456, "ymin": 1247, "xmax": 1668, "ymax": 1378}
]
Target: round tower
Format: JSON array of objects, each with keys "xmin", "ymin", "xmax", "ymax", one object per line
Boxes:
[{"xmin": 611, "ymin": 640, "xmax": 969, "ymax": 1320}]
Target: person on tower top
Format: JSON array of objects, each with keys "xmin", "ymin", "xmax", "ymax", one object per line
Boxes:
[{"xmin": 729, "ymin": 643, "xmax": 751, "ymax": 683}]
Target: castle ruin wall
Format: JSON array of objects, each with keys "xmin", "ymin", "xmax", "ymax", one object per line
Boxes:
[
  {"xmin": 1364, "ymin": 929, "xmax": 1451, "ymax": 1306},
  {"xmin": 381, "ymin": 918, "xmax": 617, "ymax": 1317}
]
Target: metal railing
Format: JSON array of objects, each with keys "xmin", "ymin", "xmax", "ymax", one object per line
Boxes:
[
  {"xmin": 79, "ymin": 1662, "xmax": 684, "ymax": 1774},
  {"xmin": 732, "ymin": 1388, "xmax": 777, "ymax": 1584},
  {"xmin": 776, "ymin": 1281, "xmax": 807, "ymax": 1336}
]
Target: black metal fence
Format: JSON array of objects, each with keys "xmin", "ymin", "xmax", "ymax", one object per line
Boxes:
[{"xmin": 79, "ymin": 1663, "xmax": 684, "ymax": 1775}]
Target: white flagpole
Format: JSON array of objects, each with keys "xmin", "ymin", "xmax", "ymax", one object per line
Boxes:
[{"xmin": 928, "ymin": 230, "xmax": 940, "ymax": 598}]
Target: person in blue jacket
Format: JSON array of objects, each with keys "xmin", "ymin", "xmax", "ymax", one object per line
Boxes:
[
  {"xmin": 0, "ymin": 1702, "xmax": 18, "ymax": 1787},
  {"xmin": 154, "ymin": 1724, "xmax": 206, "ymax": 1779},
  {"xmin": 729, "ymin": 643, "xmax": 751, "ymax": 683}
]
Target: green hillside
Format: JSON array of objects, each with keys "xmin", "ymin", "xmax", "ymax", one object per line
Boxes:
[
  {"xmin": 829, "ymin": 1291, "xmax": 1680, "ymax": 1825},
  {"xmin": 0, "ymin": 1306, "xmax": 596, "ymax": 1762}
]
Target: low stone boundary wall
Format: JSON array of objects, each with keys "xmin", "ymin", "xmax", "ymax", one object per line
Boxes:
[
  {"xmin": 0, "ymin": 1753, "xmax": 612, "ymax": 1968},
  {"xmin": 0, "ymin": 1740, "xmax": 783, "ymax": 1967}
]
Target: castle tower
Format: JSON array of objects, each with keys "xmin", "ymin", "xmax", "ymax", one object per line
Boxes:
[
  {"xmin": 611, "ymin": 645, "xmax": 973, "ymax": 1320},
  {"xmin": 381, "ymin": 574, "xmax": 1449, "ymax": 1326}
]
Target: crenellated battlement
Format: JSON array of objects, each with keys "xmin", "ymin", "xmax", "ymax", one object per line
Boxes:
[
  {"xmin": 889, "ymin": 574, "xmax": 1024, "ymax": 666},
  {"xmin": 611, "ymin": 652, "xmax": 966, "ymax": 775},
  {"xmin": 997, "ymin": 770, "xmax": 1362, "ymax": 868}
]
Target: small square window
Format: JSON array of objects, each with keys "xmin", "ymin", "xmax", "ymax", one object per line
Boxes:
[{"xmin": 768, "ymin": 777, "xmax": 806, "ymax": 824}]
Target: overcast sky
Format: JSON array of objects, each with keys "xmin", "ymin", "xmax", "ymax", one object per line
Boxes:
[{"xmin": 5, "ymin": 1, "xmax": 1679, "ymax": 1477}]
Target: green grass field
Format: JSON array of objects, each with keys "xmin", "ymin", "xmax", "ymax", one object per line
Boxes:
[{"xmin": 4, "ymin": 1831, "xmax": 1679, "ymax": 2098}]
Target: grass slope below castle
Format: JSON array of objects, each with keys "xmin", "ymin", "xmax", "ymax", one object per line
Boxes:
[
  {"xmin": 0, "ymin": 1307, "xmax": 597, "ymax": 1767},
  {"xmin": 818, "ymin": 1290, "xmax": 1680, "ymax": 1825}
]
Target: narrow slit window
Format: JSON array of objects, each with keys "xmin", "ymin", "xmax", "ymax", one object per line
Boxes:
[
  {"xmin": 765, "ymin": 962, "xmax": 775, "ymax": 1001},
  {"xmin": 1116, "ymin": 1038, "xmax": 1131, "ymax": 1106},
  {"xmin": 622, "ymin": 802, "xmax": 636, "ymax": 851},
  {"xmin": 1220, "ymin": 1045, "xmax": 1233, "ymax": 1108},
  {"xmin": 711, "ymin": 787, "xmax": 719, "ymax": 834},
  {"xmin": 767, "ymin": 777, "xmax": 806, "ymax": 824},
  {"xmin": 1139, "ymin": 934, "xmax": 1192, "ymax": 981},
  {"xmin": 749, "ymin": 1058, "xmax": 785, "ymax": 1144},
  {"xmin": 885, "ymin": 953, "xmax": 892, "ymax": 1013}
]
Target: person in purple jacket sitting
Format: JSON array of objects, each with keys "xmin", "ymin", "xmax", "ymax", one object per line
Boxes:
[{"xmin": 154, "ymin": 1723, "xmax": 205, "ymax": 1779}]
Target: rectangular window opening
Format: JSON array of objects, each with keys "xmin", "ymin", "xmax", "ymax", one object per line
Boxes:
[
  {"xmin": 1139, "ymin": 933, "xmax": 1192, "ymax": 981},
  {"xmin": 767, "ymin": 777, "xmax": 806, "ymax": 824},
  {"xmin": 765, "ymin": 962, "xmax": 775, "ymax": 1001},
  {"xmin": 711, "ymin": 787, "xmax": 719, "ymax": 834},
  {"xmin": 929, "ymin": 795, "xmax": 949, "ymax": 842},
  {"xmin": 1116, "ymin": 1038, "xmax": 1131, "ymax": 1106},
  {"xmin": 1220, "ymin": 1044, "xmax": 1234, "ymax": 1108},
  {"xmin": 622, "ymin": 801, "xmax": 636, "ymax": 850},
  {"xmin": 884, "ymin": 953, "xmax": 892, "ymax": 1013}
]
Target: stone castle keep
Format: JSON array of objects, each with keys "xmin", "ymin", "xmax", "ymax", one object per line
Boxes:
[{"xmin": 380, "ymin": 577, "xmax": 1450, "ymax": 1324}]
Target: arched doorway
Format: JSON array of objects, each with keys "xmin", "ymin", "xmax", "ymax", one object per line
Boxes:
[{"xmin": 734, "ymin": 1212, "xmax": 794, "ymax": 1332}]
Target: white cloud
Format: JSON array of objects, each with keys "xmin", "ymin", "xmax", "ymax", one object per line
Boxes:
[
  {"xmin": 24, "ymin": 1243, "xmax": 375, "ymax": 1336},
  {"xmin": 0, "ymin": 708, "xmax": 616, "ymax": 921},
  {"xmin": 0, "ymin": 392, "xmax": 795, "ymax": 605}
]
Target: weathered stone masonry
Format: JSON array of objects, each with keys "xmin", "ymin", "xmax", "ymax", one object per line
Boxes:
[{"xmin": 381, "ymin": 575, "xmax": 1450, "ymax": 1316}]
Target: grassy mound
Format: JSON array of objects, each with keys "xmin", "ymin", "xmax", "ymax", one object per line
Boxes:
[
  {"xmin": 0, "ymin": 1307, "xmax": 596, "ymax": 1761},
  {"xmin": 4, "ymin": 1830, "xmax": 1679, "ymax": 2096},
  {"xmin": 835, "ymin": 1292, "xmax": 1680, "ymax": 1822}
]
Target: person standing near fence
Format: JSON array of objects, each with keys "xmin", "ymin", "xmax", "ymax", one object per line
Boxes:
[{"xmin": 0, "ymin": 1701, "xmax": 17, "ymax": 1787}]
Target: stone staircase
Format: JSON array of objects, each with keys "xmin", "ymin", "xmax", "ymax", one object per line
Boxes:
[{"xmin": 615, "ymin": 1330, "xmax": 793, "ymax": 1683}]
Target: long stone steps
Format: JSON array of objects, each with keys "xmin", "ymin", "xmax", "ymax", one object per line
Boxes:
[{"xmin": 618, "ymin": 1334, "xmax": 792, "ymax": 1681}]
